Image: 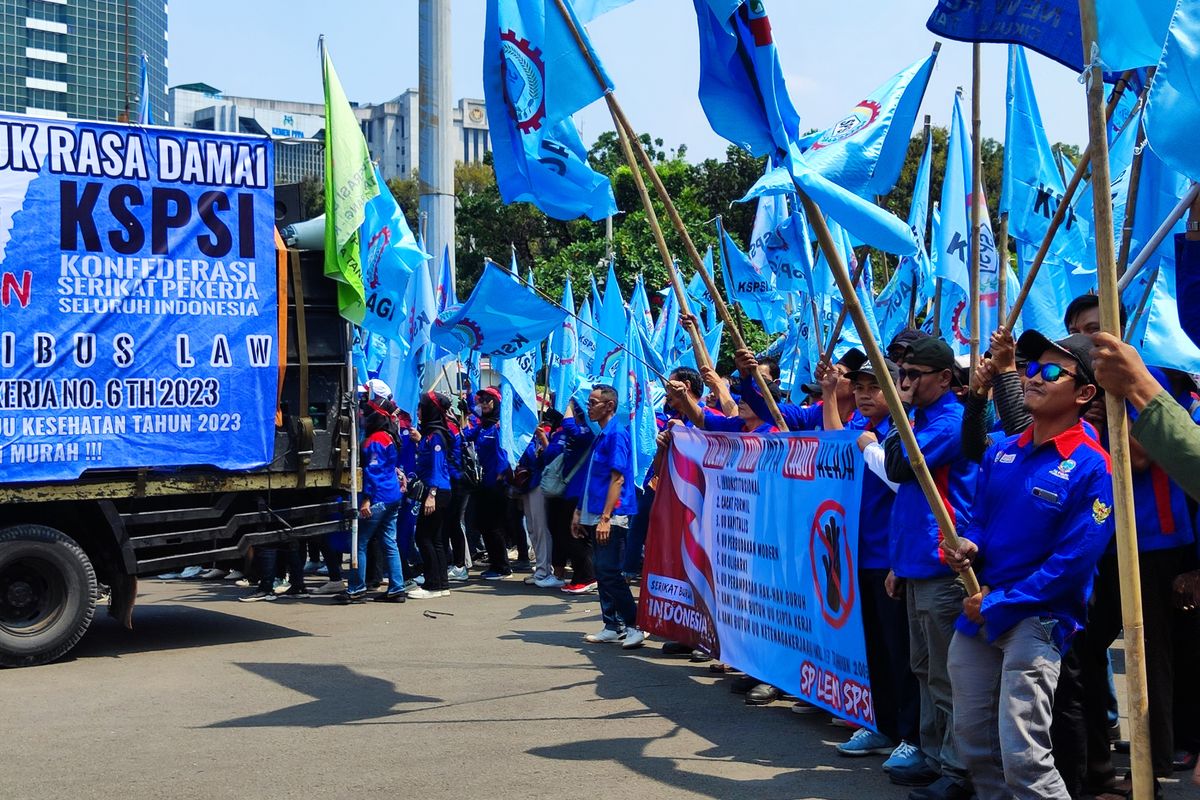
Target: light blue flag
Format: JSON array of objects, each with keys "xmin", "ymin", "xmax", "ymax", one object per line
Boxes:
[
  {"xmin": 936, "ymin": 90, "xmax": 1001, "ymax": 344},
  {"xmin": 137, "ymin": 53, "xmax": 151, "ymax": 125},
  {"xmin": 876, "ymin": 131, "xmax": 934, "ymax": 346},
  {"xmin": 1123, "ymin": 144, "xmax": 1191, "ymax": 302},
  {"xmin": 1075, "ymin": 107, "xmax": 1141, "ymax": 296},
  {"xmin": 589, "ymin": 273, "xmax": 603, "ymax": 317},
  {"xmin": 751, "ymin": 199, "xmax": 814, "ymax": 293},
  {"xmin": 497, "ymin": 350, "xmax": 539, "ymax": 469},
  {"xmin": 572, "ymin": 0, "xmax": 637, "ymax": 23},
  {"xmin": 359, "ymin": 167, "xmax": 427, "ymax": 346},
  {"xmin": 1128, "ymin": 260, "xmax": 1200, "ymax": 374},
  {"xmin": 768, "ymin": 310, "xmax": 817, "ymax": 394},
  {"xmin": 599, "ymin": 260, "xmax": 627, "ymax": 331},
  {"xmin": 431, "ymin": 262, "xmax": 566, "ymax": 358},
  {"xmin": 1016, "ymin": 243, "xmax": 1073, "ymax": 339},
  {"xmin": 686, "ymin": 250, "xmax": 719, "ymax": 330},
  {"xmin": 718, "ymin": 219, "xmax": 787, "ymax": 333},
  {"xmin": 435, "ymin": 245, "xmax": 457, "ymax": 312},
  {"xmin": 463, "ymin": 348, "xmax": 482, "ymax": 394},
  {"xmin": 549, "ymin": 279, "xmax": 582, "ymax": 412},
  {"xmin": 615, "ymin": 318, "xmax": 660, "ymax": 487},
  {"xmin": 652, "ymin": 284, "xmax": 678, "ymax": 362},
  {"xmin": 629, "ymin": 274, "xmax": 654, "ymax": 339},
  {"xmin": 380, "ymin": 252, "xmax": 438, "ymax": 413},
  {"xmin": 1146, "ymin": 1, "xmax": 1200, "ymax": 182},
  {"xmin": 576, "ymin": 296, "xmax": 597, "ymax": 377},
  {"xmin": 525, "ymin": 267, "xmax": 546, "ymax": 372},
  {"xmin": 800, "ymin": 51, "xmax": 937, "ymax": 198},
  {"xmin": 483, "ymin": 0, "xmax": 617, "ymax": 220},
  {"xmin": 1001, "ymin": 46, "xmax": 1087, "ymax": 268},
  {"xmin": 592, "ymin": 264, "xmax": 629, "ymax": 382},
  {"xmin": 675, "ymin": 320, "xmax": 725, "ymax": 372}
]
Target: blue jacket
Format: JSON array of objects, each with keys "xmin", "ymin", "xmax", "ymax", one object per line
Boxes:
[
  {"xmin": 446, "ymin": 430, "xmax": 463, "ymax": 483},
  {"xmin": 885, "ymin": 391, "xmax": 978, "ymax": 579},
  {"xmin": 415, "ymin": 430, "xmax": 453, "ymax": 491},
  {"xmin": 559, "ymin": 417, "xmax": 596, "ymax": 500},
  {"xmin": 1128, "ymin": 464, "xmax": 1196, "ymax": 553},
  {"xmin": 740, "ymin": 375, "xmax": 825, "ymax": 431},
  {"xmin": 396, "ymin": 429, "xmax": 417, "ymax": 475},
  {"xmin": 859, "ymin": 415, "xmax": 895, "ymax": 571},
  {"xmin": 957, "ymin": 422, "xmax": 1114, "ymax": 649},
  {"xmin": 362, "ymin": 431, "xmax": 402, "ymax": 504},
  {"xmin": 462, "ymin": 419, "xmax": 508, "ymax": 486},
  {"xmin": 580, "ymin": 421, "xmax": 637, "ymax": 517},
  {"xmin": 516, "ymin": 437, "xmax": 546, "ymax": 494}
]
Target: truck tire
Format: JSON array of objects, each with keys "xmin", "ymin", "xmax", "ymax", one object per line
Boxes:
[{"xmin": 0, "ymin": 525, "xmax": 98, "ymax": 668}]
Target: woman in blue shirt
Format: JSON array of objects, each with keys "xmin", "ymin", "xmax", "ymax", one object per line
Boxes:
[{"xmin": 409, "ymin": 392, "xmax": 454, "ymax": 599}]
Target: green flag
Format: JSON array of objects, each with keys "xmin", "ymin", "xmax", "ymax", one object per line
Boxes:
[{"xmin": 322, "ymin": 42, "xmax": 379, "ymax": 323}]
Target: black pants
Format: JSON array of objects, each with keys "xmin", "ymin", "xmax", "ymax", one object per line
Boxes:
[
  {"xmin": 255, "ymin": 542, "xmax": 305, "ymax": 594},
  {"xmin": 416, "ymin": 492, "xmax": 450, "ymax": 592},
  {"xmin": 1080, "ymin": 548, "xmax": 1188, "ymax": 785},
  {"xmin": 547, "ymin": 494, "xmax": 576, "ymax": 573},
  {"xmin": 445, "ymin": 483, "xmax": 470, "ymax": 568},
  {"xmin": 505, "ymin": 493, "xmax": 530, "ymax": 562},
  {"xmin": 474, "ymin": 484, "xmax": 511, "ymax": 571},
  {"xmin": 1050, "ymin": 640, "xmax": 1087, "ymax": 799},
  {"xmin": 860, "ymin": 568, "xmax": 919, "ymax": 744},
  {"xmin": 319, "ymin": 539, "xmax": 343, "ymax": 581}
]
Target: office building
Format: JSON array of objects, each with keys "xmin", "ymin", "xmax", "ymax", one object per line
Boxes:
[{"xmin": 0, "ymin": 0, "xmax": 169, "ymax": 123}]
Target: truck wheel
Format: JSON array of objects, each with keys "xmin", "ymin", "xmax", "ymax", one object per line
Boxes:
[{"xmin": 0, "ymin": 525, "xmax": 98, "ymax": 668}]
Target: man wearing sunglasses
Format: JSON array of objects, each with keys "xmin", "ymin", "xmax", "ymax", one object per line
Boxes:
[
  {"xmin": 880, "ymin": 337, "xmax": 979, "ymax": 799},
  {"xmin": 942, "ymin": 331, "xmax": 1114, "ymax": 800}
]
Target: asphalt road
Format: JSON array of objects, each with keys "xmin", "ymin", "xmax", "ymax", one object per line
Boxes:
[{"xmin": 0, "ymin": 575, "xmax": 1186, "ymax": 800}]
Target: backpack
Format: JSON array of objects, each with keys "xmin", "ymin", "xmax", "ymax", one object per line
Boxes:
[
  {"xmin": 541, "ymin": 442, "xmax": 591, "ymax": 498},
  {"xmin": 456, "ymin": 439, "xmax": 483, "ymax": 489}
]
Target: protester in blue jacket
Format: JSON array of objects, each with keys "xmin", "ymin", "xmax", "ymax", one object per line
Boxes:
[
  {"xmin": 408, "ymin": 392, "xmax": 455, "ymax": 600},
  {"xmin": 462, "ymin": 386, "xmax": 512, "ymax": 579},
  {"xmin": 943, "ymin": 331, "xmax": 1113, "ymax": 800},
  {"xmin": 880, "ymin": 336, "xmax": 978, "ymax": 797}
]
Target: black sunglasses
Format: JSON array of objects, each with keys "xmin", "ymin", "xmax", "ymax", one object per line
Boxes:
[
  {"xmin": 899, "ymin": 367, "xmax": 938, "ymax": 383},
  {"xmin": 1025, "ymin": 361, "xmax": 1078, "ymax": 383}
]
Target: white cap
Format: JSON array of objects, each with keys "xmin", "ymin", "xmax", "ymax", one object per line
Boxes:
[{"xmin": 358, "ymin": 378, "xmax": 392, "ymax": 400}]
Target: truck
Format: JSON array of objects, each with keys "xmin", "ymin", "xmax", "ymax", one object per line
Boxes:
[{"xmin": 0, "ymin": 115, "xmax": 351, "ymax": 667}]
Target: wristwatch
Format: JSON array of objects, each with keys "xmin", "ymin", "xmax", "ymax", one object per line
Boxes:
[{"xmin": 1188, "ymin": 220, "xmax": 1200, "ymax": 232}]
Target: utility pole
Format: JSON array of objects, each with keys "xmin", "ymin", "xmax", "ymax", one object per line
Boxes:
[{"xmin": 419, "ymin": 0, "xmax": 455, "ymax": 282}]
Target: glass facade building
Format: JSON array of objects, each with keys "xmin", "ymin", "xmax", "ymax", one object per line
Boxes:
[{"xmin": 0, "ymin": 0, "xmax": 168, "ymax": 124}]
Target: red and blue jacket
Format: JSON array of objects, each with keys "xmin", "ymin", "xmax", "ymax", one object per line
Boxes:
[
  {"xmin": 956, "ymin": 422, "xmax": 1114, "ymax": 649},
  {"xmin": 362, "ymin": 431, "xmax": 402, "ymax": 504}
]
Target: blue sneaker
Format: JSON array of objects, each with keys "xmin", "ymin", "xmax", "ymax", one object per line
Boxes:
[
  {"xmin": 884, "ymin": 741, "xmax": 937, "ymax": 786},
  {"xmin": 481, "ymin": 569, "xmax": 512, "ymax": 580},
  {"xmin": 836, "ymin": 728, "xmax": 895, "ymax": 757}
]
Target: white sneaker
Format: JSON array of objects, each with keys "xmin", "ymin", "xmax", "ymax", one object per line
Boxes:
[
  {"xmin": 311, "ymin": 580, "xmax": 347, "ymax": 595},
  {"xmin": 447, "ymin": 567, "xmax": 469, "ymax": 582},
  {"xmin": 180, "ymin": 566, "xmax": 205, "ymax": 579},
  {"xmin": 438, "ymin": 590, "xmax": 450, "ymax": 597},
  {"xmin": 234, "ymin": 578, "xmax": 251, "ymax": 588},
  {"xmin": 534, "ymin": 575, "xmax": 566, "ymax": 588},
  {"xmin": 407, "ymin": 588, "xmax": 439, "ymax": 600},
  {"xmin": 402, "ymin": 580, "xmax": 420, "ymax": 593},
  {"xmin": 621, "ymin": 629, "xmax": 647, "ymax": 649},
  {"xmin": 584, "ymin": 629, "xmax": 626, "ymax": 644},
  {"xmin": 199, "ymin": 568, "xmax": 226, "ymax": 580},
  {"xmin": 224, "ymin": 570, "xmax": 244, "ymax": 581},
  {"xmin": 273, "ymin": 580, "xmax": 290, "ymax": 595},
  {"xmin": 157, "ymin": 572, "xmax": 182, "ymax": 580}
]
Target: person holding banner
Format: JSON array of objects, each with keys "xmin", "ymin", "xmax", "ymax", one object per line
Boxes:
[
  {"xmin": 818, "ymin": 357, "xmax": 923, "ymax": 771},
  {"xmin": 942, "ymin": 331, "xmax": 1114, "ymax": 800},
  {"xmin": 666, "ymin": 366, "xmax": 780, "ymax": 434},
  {"xmin": 574, "ymin": 385, "xmax": 644, "ymax": 649},
  {"xmin": 881, "ymin": 337, "xmax": 977, "ymax": 798},
  {"xmin": 734, "ymin": 347, "xmax": 866, "ymax": 431}
]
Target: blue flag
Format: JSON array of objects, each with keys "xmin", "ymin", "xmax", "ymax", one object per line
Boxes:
[
  {"xmin": 693, "ymin": 0, "xmax": 801, "ymax": 161},
  {"xmin": 1075, "ymin": 106, "xmax": 1141, "ymax": 296},
  {"xmin": 1146, "ymin": 1, "xmax": 1200, "ymax": 182},
  {"xmin": 576, "ymin": 296, "xmax": 597, "ymax": 377},
  {"xmin": 483, "ymin": 0, "xmax": 617, "ymax": 220},
  {"xmin": 1016, "ymin": 243, "xmax": 1073, "ymax": 339},
  {"xmin": 616, "ymin": 318, "xmax": 660, "ymax": 487},
  {"xmin": 748, "ymin": 187, "xmax": 813, "ymax": 293},
  {"xmin": 435, "ymin": 245, "xmax": 457, "ymax": 312},
  {"xmin": 629, "ymin": 273, "xmax": 655, "ymax": 338},
  {"xmin": 876, "ymin": 132, "xmax": 934, "ymax": 347},
  {"xmin": 379, "ymin": 254, "xmax": 439, "ymax": 413},
  {"xmin": 137, "ymin": 53, "xmax": 151, "ymax": 125},
  {"xmin": 549, "ymin": 279, "xmax": 583, "ymax": 412},
  {"xmin": 571, "ymin": 0, "xmax": 637, "ymax": 23},
  {"xmin": 1001, "ymin": 47, "xmax": 1088, "ymax": 270},
  {"xmin": 926, "ymin": 0, "xmax": 1174, "ymax": 72},
  {"xmin": 801, "ymin": 51, "xmax": 937, "ymax": 198},
  {"xmin": 431, "ymin": 261, "xmax": 566, "ymax": 358},
  {"xmin": 718, "ymin": 219, "xmax": 787, "ymax": 334},
  {"xmin": 359, "ymin": 167, "xmax": 427, "ymax": 346},
  {"xmin": 686, "ymin": 250, "xmax": 719, "ymax": 330},
  {"xmin": 593, "ymin": 263, "xmax": 629, "ymax": 382},
  {"xmin": 497, "ymin": 350, "xmax": 539, "ymax": 469}
]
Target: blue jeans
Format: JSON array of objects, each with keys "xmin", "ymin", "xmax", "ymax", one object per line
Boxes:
[
  {"xmin": 348, "ymin": 501, "xmax": 404, "ymax": 595},
  {"xmin": 588, "ymin": 523, "xmax": 638, "ymax": 632}
]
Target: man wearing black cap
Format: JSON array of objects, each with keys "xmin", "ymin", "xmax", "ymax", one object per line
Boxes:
[
  {"xmin": 942, "ymin": 331, "xmax": 1114, "ymax": 800},
  {"xmin": 882, "ymin": 337, "xmax": 979, "ymax": 798}
]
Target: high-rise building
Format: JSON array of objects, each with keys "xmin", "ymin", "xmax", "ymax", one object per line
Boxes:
[
  {"xmin": 0, "ymin": 0, "xmax": 169, "ymax": 124},
  {"xmin": 168, "ymin": 84, "xmax": 489, "ymax": 185}
]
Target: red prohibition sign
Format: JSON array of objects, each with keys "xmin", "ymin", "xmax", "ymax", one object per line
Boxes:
[{"xmin": 809, "ymin": 499, "xmax": 856, "ymax": 629}]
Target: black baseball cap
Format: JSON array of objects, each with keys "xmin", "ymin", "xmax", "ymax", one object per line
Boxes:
[
  {"xmin": 1016, "ymin": 330, "xmax": 1097, "ymax": 386},
  {"xmin": 846, "ymin": 357, "xmax": 900, "ymax": 385},
  {"xmin": 901, "ymin": 337, "xmax": 955, "ymax": 371},
  {"xmin": 888, "ymin": 327, "xmax": 929, "ymax": 358}
]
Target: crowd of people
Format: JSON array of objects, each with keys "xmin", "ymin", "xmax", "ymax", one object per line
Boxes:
[{"xmin": 163, "ymin": 288, "xmax": 1200, "ymax": 800}]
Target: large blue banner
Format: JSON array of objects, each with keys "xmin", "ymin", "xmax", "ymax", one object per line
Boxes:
[
  {"xmin": 0, "ymin": 115, "xmax": 278, "ymax": 483},
  {"xmin": 639, "ymin": 427, "xmax": 873, "ymax": 728}
]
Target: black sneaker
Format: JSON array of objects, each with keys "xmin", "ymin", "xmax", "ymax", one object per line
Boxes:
[
  {"xmin": 281, "ymin": 589, "xmax": 310, "ymax": 599},
  {"xmin": 334, "ymin": 592, "xmax": 366, "ymax": 605},
  {"xmin": 373, "ymin": 592, "xmax": 407, "ymax": 603},
  {"xmin": 238, "ymin": 591, "xmax": 277, "ymax": 603}
]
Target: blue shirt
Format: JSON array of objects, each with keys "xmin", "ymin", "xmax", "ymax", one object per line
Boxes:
[
  {"xmin": 740, "ymin": 375, "xmax": 825, "ymax": 431},
  {"xmin": 396, "ymin": 429, "xmax": 417, "ymax": 474},
  {"xmin": 887, "ymin": 391, "xmax": 979, "ymax": 579},
  {"xmin": 859, "ymin": 415, "xmax": 895, "ymax": 571},
  {"xmin": 1128, "ymin": 465, "xmax": 1195, "ymax": 553},
  {"xmin": 559, "ymin": 417, "xmax": 596, "ymax": 500},
  {"xmin": 516, "ymin": 437, "xmax": 546, "ymax": 493},
  {"xmin": 362, "ymin": 431, "xmax": 401, "ymax": 504},
  {"xmin": 957, "ymin": 422, "xmax": 1115, "ymax": 649},
  {"xmin": 580, "ymin": 420, "xmax": 637, "ymax": 517},
  {"xmin": 462, "ymin": 420, "xmax": 508, "ymax": 486},
  {"xmin": 415, "ymin": 430, "xmax": 452, "ymax": 491}
]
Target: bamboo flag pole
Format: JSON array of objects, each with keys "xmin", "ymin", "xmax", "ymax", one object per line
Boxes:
[
  {"xmin": 1116, "ymin": 182, "xmax": 1200, "ymax": 293},
  {"xmin": 1116, "ymin": 114, "xmax": 1149, "ymax": 277},
  {"xmin": 1123, "ymin": 265, "xmax": 1159, "ymax": 343},
  {"xmin": 996, "ymin": 213, "xmax": 1009, "ymax": 325},
  {"xmin": 932, "ymin": 277, "xmax": 944, "ymax": 337},
  {"xmin": 798, "ymin": 191, "xmax": 980, "ymax": 596},
  {"xmin": 969, "ymin": 46, "xmax": 983, "ymax": 375},
  {"xmin": 1078, "ymin": 4, "xmax": 1152, "ymax": 798},
  {"xmin": 1004, "ymin": 70, "xmax": 1135, "ymax": 328}
]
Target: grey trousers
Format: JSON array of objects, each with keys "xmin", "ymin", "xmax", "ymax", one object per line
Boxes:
[
  {"xmin": 521, "ymin": 487, "xmax": 552, "ymax": 579},
  {"xmin": 907, "ymin": 575, "xmax": 968, "ymax": 784},
  {"xmin": 948, "ymin": 617, "xmax": 1068, "ymax": 800}
]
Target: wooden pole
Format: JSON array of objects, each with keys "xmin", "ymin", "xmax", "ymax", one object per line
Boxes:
[
  {"xmin": 996, "ymin": 212, "xmax": 1010, "ymax": 327},
  {"xmin": 1116, "ymin": 111, "xmax": 1150, "ymax": 277},
  {"xmin": 932, "ymin": 277, "xmax": 944, "ymax": 338},
  {"xmin": 1123, "ymin": 266, "xmax": 1159, "ymax": 343},
  {"xmin": 1078, "ymin": 4, "xmax": 1152, "ymax": 798},
  {"xmin": 1117, "ymin": 183, "xmax": 1200, "ymax": 293},
  {"xmin": 969, "ymin": 46, "xmax": 983, "ymax": 375},
  {"xmin": 1004, "ymin": 70, "xmax": 1135, "ymax": 328},
  {"xmin": 799, "ymin": 191, "xmax": 980, "ymax": 595}
]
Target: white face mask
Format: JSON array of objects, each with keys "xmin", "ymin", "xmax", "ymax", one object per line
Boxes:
[{"xmin": 472, "ymin": 404, "xmax": 483, "ymax": 417}]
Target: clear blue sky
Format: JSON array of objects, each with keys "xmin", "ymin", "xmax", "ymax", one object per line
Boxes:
[{"xmin": 169, "ymin": 0, "xmax": 1090, "ymax": 160}]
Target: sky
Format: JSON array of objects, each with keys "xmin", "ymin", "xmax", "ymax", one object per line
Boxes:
[{"xmin": 169, "ymin": 0, "xmax": 1092, "ymax": 160}]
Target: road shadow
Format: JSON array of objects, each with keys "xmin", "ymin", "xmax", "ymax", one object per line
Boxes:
[
  {"xmin": 67, "ymin": 603, "xmax": 312, "ymax": 662},
  {"xmin": 205, "ymin": 662, "xmax": 443, "ymax": 729},
  {"xmin": 510, "ymin": 628, "xmax": 900, "ymax": 800}
]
